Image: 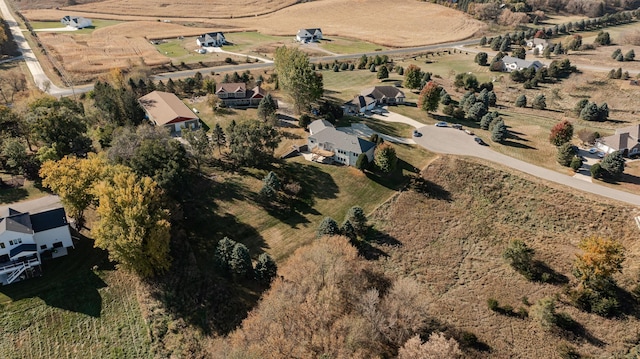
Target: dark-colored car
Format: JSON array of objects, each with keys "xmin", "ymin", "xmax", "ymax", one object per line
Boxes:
[
  {"xmin": 474, "ymin": 137, "xmax": 486, "ymax": 145},
  {"xmin": 413, "ymin": 130, "xmax": 422, "ymax": 137}
]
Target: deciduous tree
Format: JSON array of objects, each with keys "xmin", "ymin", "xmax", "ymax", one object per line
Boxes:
[
  {"xmin": 549, "ymin": 120, "xmax": 574, "ymax": 146},
  {"xmin": 93, "ymin": 171, "xmax": 171, "ymax": 277},
  {"xmin": 274, "ymin": 46, "xmax": 324, "ymax": 113},
  {"xmin": 418, "ymin": 81, "xmax": 441, "ymax": 113},
  {"xmin": 227, "ymin": 120, "xmax": 281, "ymax": 167},
  {"xmin": 374, "ymin": 142, "xmax": 398, "ymax": 173},
  {"xmin": 181, "ymin": 128, "xmax": 211, "ymax": 171},
  {"xmin": 574, "ymin": 237, "xmax": 625, "ymax": 290},
  {"xmin": 403, "ymin": 64, "xmax": 423, "ymax": 90}
]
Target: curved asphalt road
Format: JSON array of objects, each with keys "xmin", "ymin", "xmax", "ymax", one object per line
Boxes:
[{"xmin": 413, "ymin": 125, "xmax": 640, "ymax": 207}]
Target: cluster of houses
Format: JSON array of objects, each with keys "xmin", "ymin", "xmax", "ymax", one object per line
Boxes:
[
  {"xmin": 193, "ymin": 28, "xmax": 323, "ymax": 49},
  {"xmin": 60, "ymin": 15, "xmax": 92, "ymax": 29},
  {"xmin": 0, "ymin": 200, "xmax": 74, "ymax": 285},
  {"xmin": 138, "ymin": 82, "xmax": 270, "ymax": 135}
]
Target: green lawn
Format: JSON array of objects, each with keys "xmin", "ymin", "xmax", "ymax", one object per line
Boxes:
[
  {"xmin": 0, "ymin": 175, "xmax": 49, "ymax": 204},
  {"xmin": 73, "ymin": 19, "xmax": 122, "ymax": 34},
  {"xmin": 29, "ymin": 21, "xmax": 67, "ymax": 30},
  {"xmin": 320, "ymin": 37, "xmax": 387, "ymax": 54},
  {"xmin": 195, "ymin": 141, "xmax": 435, "ymax": 262},
  {"xmin": 0, "ymin": 236, "xmax": 151, "ymax": 358},
  {"xmin": 224, "ymin": 31, "xmax": 292, "ymax": 53}
]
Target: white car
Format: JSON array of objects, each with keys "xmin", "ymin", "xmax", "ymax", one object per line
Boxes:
[{"xmin": 588, "ymin": 147, "xmax": 598, "ymax": 154}]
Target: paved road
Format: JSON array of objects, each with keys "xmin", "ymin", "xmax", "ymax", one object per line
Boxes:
[
  {"xmin": 0, "ymin": 195, "xmax": 63, "ymax": 215},
  {"xmin": 411, "ymin": 125, "xmax": 640, "ymax": 206},
  {"xmin": 0, "ymin": 0, "xmax": 71, "ymax": 96}
]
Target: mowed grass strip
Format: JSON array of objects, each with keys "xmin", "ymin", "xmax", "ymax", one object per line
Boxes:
[{"xmin": 0, "ymin": 238, "xmax": 151, "ymax": 358}]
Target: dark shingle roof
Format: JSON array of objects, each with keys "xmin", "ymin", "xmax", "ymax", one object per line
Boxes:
[
  {"xmin": 30, "ymin": 208, "xmax": 68, "ymax": 233},
  {"xmin": 10, "ymin": 243, "xmax": 37, "ymax": 258},
  {"xmin": 0, "ymin": 212, "xmax": 33, "ymax": 234}
]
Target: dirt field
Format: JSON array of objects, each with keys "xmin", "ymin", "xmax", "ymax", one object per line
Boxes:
[
  {"xmin": 23, "ymin": 0, "xmax": 486, "ymax": 47},
  {"xmin": 370, "ymin": 156, "xmax": 640, "ymax": 358}
]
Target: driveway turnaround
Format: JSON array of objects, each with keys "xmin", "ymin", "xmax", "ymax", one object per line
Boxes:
[{"xmin": 412, "ymin": 125, "xmax": 640, "ymax": 207}]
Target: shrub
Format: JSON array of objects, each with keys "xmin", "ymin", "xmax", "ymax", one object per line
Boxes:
[
  {"xmin": 570, "ymin": 156, "xmax": 582, "ymax": 171},
  {"xmin": 590, "ymin": 163, "xmax": 603, "ymax": 178},
  {"xmin": 532, "ymin": 94, "xmax": 546, "ymax": 110},
  {"xmin": 503, "ymin": 239, "xmax": 535, "ymax": 278},
  {"xmin": 531, "ymin": 297, "xmax": 557, "ymax": 331},
  {"xmin": 515, "ymin": 94, "xmax": 527, "ymax": 108},
  {"xmin": 487, "ymin": 298, "xmax": 500, "ymax": 311}
]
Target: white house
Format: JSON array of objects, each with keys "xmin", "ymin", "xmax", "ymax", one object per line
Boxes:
[
  {"xmin": 307, "ymin": 120, "xmax": 375, "ymax": 166},
  {"xmin": 196, "ymin": 32, "xmax": 226, "ymax": 47},
  {"xmin": 138, "ymin": 91, "xmax": 201, "ymax": 135},
  {"xmin": 596, "ymin": 124, "xmax": 640, "ymax": 157},
  {"xmin": 61, "ymin": 16, "xmax": 92, "ymax": 29},
  {"xmin": 526, "ymin": 38, "xmax": 549, "ymax": 52},
  {"xmin": 0, "ymin": 204, "xmax": 73, "ymax": 285},
  {"xmin": 500, "ymin": 56, "xmax": 544, "ymax": 72},
  {"xmin": 296, "ymin": 28, "xmax": 323, "ymax": 43}
]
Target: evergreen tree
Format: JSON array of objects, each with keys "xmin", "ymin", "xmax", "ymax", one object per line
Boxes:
[
  {"xmin": 480, "ymin": 112, "xmax": 496, "ymax": 130},
  {"xmin": 377, "ymin": 66, "xmax": 389, "ymax": 79},
  {"xmin": 580, "ymin": 102, "xmax": 600, "ymax": 121},
  {"xmin": 570, "ymin": 156, "xmax": 583, "ymax": 171},
  {"xmin": 491, "ymin": 119, "xmax": 507, "ymax": 143},
  {"xmin": 340, "ymin": 220, "xmax": 357, "ymax": 241},
  {"xmin": 474, "ymin": 52, "xmax": 488, "ymax": 66},
  {"xmin": 212, "ymin": 123, "xmax": 227, "ymax": 155},
  {"xmin": 230, "ymin": 243, "xmax": 253, "ymax": 278},
  {"xmin": 215, "ymin": 237, "xmax": 237, "ymax": 273},
  {"xmin": 345, "ymin": 206, "xmax": 368, "ymax": 237},
  {"xmin": 600, "ymin": 151, "xmax": 625, "ymax": 178},
  {"xmin": 624, "ymin": 49, "xmax": 635, "ymax": 61},
  {"xmin": 574, "ymin": 98, "xmax": 589, "ymax": 115},
  {"xmin": 611, "ymin": 48, "xmax": 622, "ymax": 59},
  {"xmin": 254, "ymin": 253, "xmax": 278, "ymax": 285},
  {"xmin": 317, "ymin": 217, "xmax": 340, "ymax": 238},
  {"xmin": 355, "ymin": 153, "xmax": 369, "ymax": 171},
  {"xmin": 557, "ymin": 142, "xmax": 575, "ymax": 166},
  {"xmin": 467, "ymin": 102, "xmax": 488, "ymax": 122},
  {"xmin": 257, "ymin": 93, "xmax": 278, "ymax": 122},
  {"xmin": 532, "ymin": 94, "xmax": 546, "ymax": 110},
  {"xmin": 515, "ymin": 94, "xmax": 527, "ymax": 108}
]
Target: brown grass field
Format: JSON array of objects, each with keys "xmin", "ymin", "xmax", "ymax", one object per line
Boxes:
[
  {"xmin": 23, "ymin": 0, "xmax": 486, "ymax": 47},
  {"xmin": 369, "ymin": 155, "xmax": 640, "ymax": 358}
]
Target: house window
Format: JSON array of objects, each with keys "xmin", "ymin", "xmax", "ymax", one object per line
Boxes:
[
  {"xmin": 53, "ymin": 242, "xmax": 63, "ymax": 248},
  {"xmin": 40, "ymin": 245, "xmax": 47, "ymax": 250},
  {"xmin": 16, "ymin": 238, "xmax": 22, "ymax": 244},
  {"xmin": 8, "ymin": 240, "xmax": 12, "ymax": 246},
  {"xmin": 0, "ymin": 242, "xmax": 4, "ymax": 249}
]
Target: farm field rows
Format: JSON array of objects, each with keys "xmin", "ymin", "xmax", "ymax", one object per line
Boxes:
[{"xmin": 23, "ymin": 0, "xmax": 486, "ymax": 47}]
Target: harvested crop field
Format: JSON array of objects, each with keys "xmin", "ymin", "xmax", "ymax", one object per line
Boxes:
[
  {"xmin": 24, "ymin": 0, "xmax": 486, "ymax": 47},
  {"xmin": 370, "ymin": 156, "xmax": 640, "ymax": 357},
  {"xmin": 39, "ymin": 29, "xmax": 169, "ymax": 76}
]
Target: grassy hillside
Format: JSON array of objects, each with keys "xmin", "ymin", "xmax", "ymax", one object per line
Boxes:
[{"xmin": 369, "ymin": 156, "xmax": 640, "ymax": 357}]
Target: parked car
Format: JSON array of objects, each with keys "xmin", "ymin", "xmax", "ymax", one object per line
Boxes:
[
  {"xmin": 452, "ymin": 124, "xmax": 463, "ymax": 130},
  {"xmin": 588, "ymin": 147, "xmax": 598, "ymax": 154},
  {"xmin": 474, "ymin": 137, "xmax": 486, "ymax": 145},
  {"xmin": 464, "ymin": 129, "xmax": 474, "ymax": 135},
  {"xmin": 435, "ymin": 121, "xmax": 448, "ymax": 127},
  {"xmin": 597, "ymin": 152, "xmax": 605, "ymax": 158},
  {"xmin": 413, "ymin": 130, "xmax": 422, "ymax": 137}
]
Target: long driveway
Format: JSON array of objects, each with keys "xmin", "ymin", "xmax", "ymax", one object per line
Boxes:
[
  {"xmin": 0, "ymin": 0, "xmax": 71, "ymax": 96},
  {"xmin": 413, "ymin": 124, "xmax": 640, "ymax": 206}
]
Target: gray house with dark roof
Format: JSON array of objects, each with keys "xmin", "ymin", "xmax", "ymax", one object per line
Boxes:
[
  {"xmin": 196, "ymin": 32, "xmax": 226, "ymax": 47},
  {"xmin": 361, "ymin": 86, "xmax": 406, "ymax": 105},
  {"xmin": 344, "ymin": 95, "xmax": 377, "ymax": 115},
  {"xmin": 307, "ymin": 120, "xmax": 375, "ymax": 166},
  {"xmin": 296, "ymin": 28, "xmax": 323, "ymax": 43},
  {"xmin": 0, "ymin": 204, "xmax": 73, "ymax": 285},
  {"xmin": 500, "ymin": 56, "xmax": 544, "ymax": 72},
  {"xmin": 596, "ymin": 124, "xmax": 640, "ymax": 157}
]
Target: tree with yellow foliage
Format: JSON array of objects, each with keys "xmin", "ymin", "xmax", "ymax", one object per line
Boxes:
[
  {"xmin": 92, "ymin": 170, "xmax": 171, "ymax": 277},
  {"xmin": 39, "ymin": 154, "xmax": 113, "ymax": 229},
  {"xmin": 574, "ymin": 236, "xmax": 625, "ymax": 290}
]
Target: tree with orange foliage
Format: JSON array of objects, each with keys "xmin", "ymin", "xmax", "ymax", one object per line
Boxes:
[
  {"xmin": 418, "ymin": 81, "xmax": 441, "ymax": 114},
  {"xmin": 574, "ymin": 236, "xmax": 625, "ymax": 290},
  {"xmin": 549, "ymin": 119, "xmax": 574, "ymax": 146}
]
